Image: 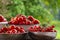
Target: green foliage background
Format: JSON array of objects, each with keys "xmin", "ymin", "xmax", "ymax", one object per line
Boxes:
[{"xmin": 0, "ymin": 0, "xmax": 60, "ymax": 39}]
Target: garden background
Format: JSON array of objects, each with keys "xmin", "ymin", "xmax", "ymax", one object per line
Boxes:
[{"xmin": 0, "ymin": 0, "xmax": 60, "ymax": 39}]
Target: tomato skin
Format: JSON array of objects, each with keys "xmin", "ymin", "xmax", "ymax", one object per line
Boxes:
[{"xmin": 28, "ymin": 16, "xmax": 34, "ymax": 21}]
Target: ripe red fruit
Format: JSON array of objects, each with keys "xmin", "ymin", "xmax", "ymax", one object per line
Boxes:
[
  {"xmin": 34, "ymin": 26, "xmax": 37, "ymax": 29},
  {"xmin": 19, "ymin": 21, "xmax": 25, "ymax": 25},
  {"xmin": 0, "ymin": 29, "xmax": 3, "ymax": 33},
  {"xmin": 6, "ymin": 31, "xmax": 11, "ymax": 34},
  {"xmin": 18, "ymin": 17, "xmax": 23, "ymax": 22},
  {"xmin": 29, "ymin": 26, "xmax": 41, "ymax": 32},
  {"xmin": 10, "ymin": 29, "xmax": 17, "ymax": 34},
  {"xmin": 50, "ymin": 30, "xmax": 53, "ymax": 32},
  {"xmin": 9, "ymin": 14, "xmax": 40, "ymax": 25},
  {"xmin": 46, "ymin": 27, "xmax": 52, "ymax": 31},
  {"xmin": 28, "ymin": 25, "xmax": 56, "ymax": 32},
  {"xmin": 1, "ymin": 27, "xmax": 8, "ymax": 32},
  {"xmin": 19, "ymin": 29, "xmax": 25, "ymax": 33},
  {"xmin": 28, "ymin": 27, "xmax": 33, "ymax": 30},
  {"xmin": 0, "ymin": 25, "xmax": 25, "ymax": 34},
  {"xmin": 32, "ymin": 19, "xmax": 39, "ymax": 24},
  {"xmin": 3, "ymin": 20, "xmax": 7, "ymax": 22},
  {"xmin": 15, "ymin": 26, "xmax": 24, "ymax": 31},
  {"xmin": 49, "ymin": 27, "xmax": 53, "ymax": 30},
  {"xmin": 9, "ymin": 21, "xmax": 13, "ymax": 24},
  {"xmin": 21, "ymin": 15, "xmax": 26, "ymax": 20},
  {"xmin": 37, "ymin": 26, "xmax": 41, "ymax": 29},
  {"xmin": 33, "ymin": 28, "xmax": 38, "ymax": 32},
  {"xmin": 45, "ymin": 28, "xmax": 48, "ymax": 32},
  {"xmin": 28, "ymin": 16, "xmax": 34, "ymax": 21},
  {"xmin": 16, "ymin": 26, "xmax": 25, "ymax": 33},
  {"xmin": 15, "ymin": 27, "xmax": 20, "ymax": 31},
  {"xmin": 51, "ymin": 25, "xmax": 55, "ymax": 28},
  {"xmin": 41, "ymin": 29, "xmax": 45, "ymax": 32},
  {"xmin": 3, "ymin": 19, "xmax": 7, "ymax": 22},
  {"xmin": 12, "ymin": 20, "xmax": 18, "ymax": 25},
  {"xmin": 23, "ymin": 18, "xmax": 26, "ymax": 22},
  {"xmin": 17, "ymin": 31, "xmax": 21, "ymax": 34},
  {"xmin": 28, "ymin": 27, "xmax": 34, "ymax": 32},
  {"xmin": 19, "ymin": 27, "xmax": 25, "ymax": 33},
  {"xmin": 20, "ymin": 27, "xmax": 24, "ymax": 29},
  {"xmin": 9, "ymin": 25, "xmax": 16, "ymax": 30},
  {"xmin": 50, "ymin": 30, "xmax": 57, "ymax": 32},
  {"xmin": 54, "ymin": 30, "xmax": 57, "ymax": 32},
  {"xmin": 0, "ymin": 15, "xmax": 4, "ymax": 22},
  {"xmin": 7, "ymin": 27, "xmax": 11, "ymax": 31},
  {"xmin": 26, "ymin": 20, "xmax": 31, "ymax": 25},
  {"xmin": 37, "ymin": 26, "xmax": 41, "ymax": 31}
]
